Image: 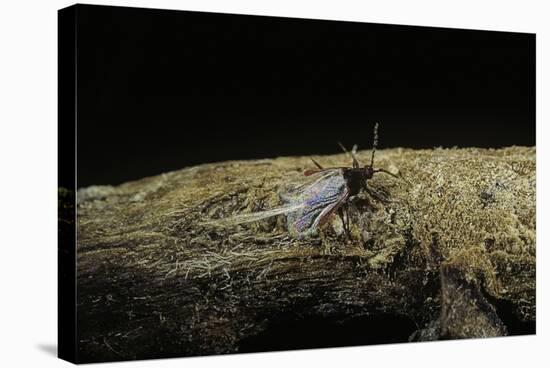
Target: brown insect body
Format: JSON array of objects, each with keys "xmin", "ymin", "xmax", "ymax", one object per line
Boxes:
[
  {"xmin": 342, "ymin": 166, "xmax": 373, "ymax": 197},
  {"xmin": 295, "ymin": 122, "xmax": 399, "ymax": 238},
  {"xmin": 207, "ymin": 123, "xmax": 399, "ymax": 239}
]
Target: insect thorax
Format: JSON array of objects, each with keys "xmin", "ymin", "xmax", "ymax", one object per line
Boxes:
[{"xmin": 343, "ymin": 168, "xmax": 365, "ymax": 196}]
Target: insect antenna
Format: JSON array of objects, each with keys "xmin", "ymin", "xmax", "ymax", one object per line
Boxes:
[
  {"xmin": 373, "ymin": 168, "xmax": 399, "ymax": 178},
  {"xmin": 370, "ymin": 122, "xmax": 379, "ymax": 168},
  {"xmin": 373, "ymin": 167, "xmax": 413, "ymax": 186},
  {"xmin": 367, "ymin": 122, "xmax": 412, "ymax": 186},
  {"xmin": 338, "ymin": 142, "xmax": 360, "ymax": 168}
]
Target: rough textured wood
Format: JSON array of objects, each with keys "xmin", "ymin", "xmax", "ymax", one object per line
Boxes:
[{"xmin": 69, "ymin": 146, "xmax": 535, "ymax": 362}]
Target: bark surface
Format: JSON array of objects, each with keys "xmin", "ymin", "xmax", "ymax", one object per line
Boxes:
[{"xmin": 70, "ymin": 147, "xmax": 536, "ymax": 362}]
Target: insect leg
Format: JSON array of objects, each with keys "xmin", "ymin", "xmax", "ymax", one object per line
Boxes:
[
  {"xmin": 362, "ymin": 179, "xmax": 388, "ymax": 204},
  {"xmin": 366, "ymin": 186, "xmax": 390, "ymax": 204},
  {"xmin": 351, "ymin": 144, "xmax": 360, "ymax": 168},
  {"xmin": 344, "ymin": 203, "xmax": 351, "ymax": 239},
  {"xmin": 310, "ymin": 157, "xmax": 324, "ymax": 170},
  {"xmin": 337, "ymin": 206, "xmax": 350, "ymax": 240},
  {"xmin": 338, "ymin": 203, "xmax": 352, "ymax": 240}
]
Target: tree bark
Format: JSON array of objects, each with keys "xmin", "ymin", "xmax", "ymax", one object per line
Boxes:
[{"xmin": 69, "ymin": 147, "xmax": 535, "ymax": 362}]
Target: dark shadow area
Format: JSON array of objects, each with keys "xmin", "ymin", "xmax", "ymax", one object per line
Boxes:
[
  {"xmin": 73, "ymin": 5, "xmax": 535, "ymax": 188},
  {"xmin": 36, "ymin": 343, "xmax": 57, "ymax": 357},
  {"xmin": 494, "ymin": 299, "xmax": 536, "ymax": 336},
  {"xmin": 238, "ymin": 313, "xmax": 417, "ymax": 353}
]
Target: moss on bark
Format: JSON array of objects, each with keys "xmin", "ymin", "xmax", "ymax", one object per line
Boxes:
[{"xmin": 72, "ymin": 146, "xmax": 535, "ymax": 362}]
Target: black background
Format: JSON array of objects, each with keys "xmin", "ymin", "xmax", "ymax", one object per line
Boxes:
[{"xmin": 76, "ymin": 5, "xmax": 535, "ymax": 188}]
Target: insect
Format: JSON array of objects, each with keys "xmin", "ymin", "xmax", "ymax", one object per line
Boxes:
[{"xmin": 206, "ymin": 123, "xmax": 399, "ymax": 238}]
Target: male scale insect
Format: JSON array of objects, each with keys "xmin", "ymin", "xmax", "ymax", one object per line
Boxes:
[{"xmin": 207, "ymin": 123, "xmax": 399, "ymax": 238}]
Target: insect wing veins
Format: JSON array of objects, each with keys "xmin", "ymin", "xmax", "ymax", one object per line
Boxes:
[{"xmin": 281, "ymin": 169, "xmax": 349, "ymax": 237}]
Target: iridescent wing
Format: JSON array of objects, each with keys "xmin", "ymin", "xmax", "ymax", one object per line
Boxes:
[
  {"xmin": 203, "ymin": 202, "xmax": 305, "ymax": 227},
  {"xmin": 204, "ymin": 169, "xmax": 348, "ymax": 238},
  {"xmin": 280, "ymin": 169, "xmax": 349, "ymax": 238}
]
